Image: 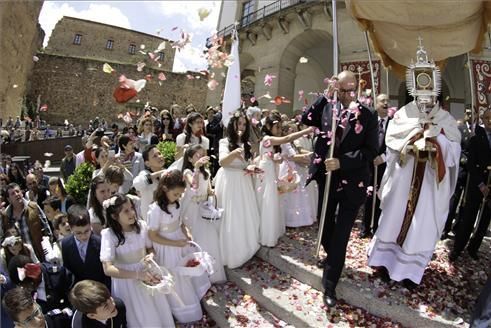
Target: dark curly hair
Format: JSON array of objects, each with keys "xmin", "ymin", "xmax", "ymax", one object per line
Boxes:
[
  {"xmin": 104, "ymin": 193, "xmax": 140, "ymax": 246},
  {"xmin": 261, "ymin": 112, "xmax": 282, "ymax": 154},
  {"xmin": 184, "ymin": 112, "xmax": 204, "ymax": 145},
  {"xmin": 227, "ymin": 111, "xmax": 252, "ymax": 161},
  {"xmin": 182, "ymin": 144, "xmax": 209, "ymax": 180},
  {"xmin": 154, "ymin": 169, "xmax": 186, "ymax": 214}
]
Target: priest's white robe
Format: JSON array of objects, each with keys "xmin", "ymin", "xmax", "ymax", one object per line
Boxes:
[{"xmin": 367, "ymin": 102, "xmax": 461, "ymax": 284}]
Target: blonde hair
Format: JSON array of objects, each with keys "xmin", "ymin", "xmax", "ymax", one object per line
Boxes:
[{"xmin": 138, "ymin": 117, "xmax": 153, "ymax": 134}]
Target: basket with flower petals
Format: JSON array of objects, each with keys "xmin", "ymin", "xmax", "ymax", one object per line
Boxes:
[
  {"xmin": 175, "ymin": 241, "xmax": 215, "ymax": 277},
  {"xmin": 139, "ymin": 258, "xmax": 175, "ymax": 296}
]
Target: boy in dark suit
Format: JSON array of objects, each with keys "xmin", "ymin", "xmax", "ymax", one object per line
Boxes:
[
  {"xmin": 62, "ymin": 205, "xmax": 110, "ymax": 290},
  {"xmin": 69, "ymin": 280, "xmax": 127, "ymax": 328}
]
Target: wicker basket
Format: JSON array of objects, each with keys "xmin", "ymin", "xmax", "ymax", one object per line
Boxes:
[
  {"xmin": 139, "ymin": 258, "xmax": 175, "ymax": 296},
  {"xmin": 175, "ymin": 241, "xmax": 215, "ymax": 277}
]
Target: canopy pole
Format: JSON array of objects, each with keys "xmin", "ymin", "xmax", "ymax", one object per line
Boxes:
[
  {"xmin": 467, "ymin": 53, "xmax": 475, "ymax": 133},
  {"xmin": 364, "ymin": 31, "xmax": 377, "ymax": 107},
  {"xmin": 314, "ymin": 0, "xmax": 339, "ymax": 258},
  {"xmin": 385, "ymin": 66, "xmax": 390, "ymax": 96}
]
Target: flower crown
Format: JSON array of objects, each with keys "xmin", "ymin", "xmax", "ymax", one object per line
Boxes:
[{"xmin": 102, "ymin": 196, "xmax": 118, "ymax": 209}]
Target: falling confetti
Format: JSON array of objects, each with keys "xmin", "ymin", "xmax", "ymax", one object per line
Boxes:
[
  {"xmin": 103, "ymin": 63, "xmax": 115, "ymax": 74},
  {"xmin": 33, "ymin": 56, "xmax": 39, "ymax": 62},
  {"xmin": 140, "ymin": 44, "xmax": 145, "ymax": 50},
  {"xmin": 158, "ymin": 72, "xmax": 166, "ymax": 81},
  {"xmin": 136, "ymin": 62, "xmax": 146, "ymax": 72},
  {"xmin": 207, "ymin": 79, "xmax": 219, "ymax": 91},
  {"xmin": 113, "ymin": 75, "xmax": 147, "ymax": 104},
  {"xmin": 299, "ymin": 56, "xmax": 308, "ymax": 63},
  {"xmin": 172, "ymin": 31, "xmax": 192, "ymax": 52},
  {"xmin": 155, "ymin": 41, "xmax": 166, "ymax": 52},
  {"xmin": 197, "ymin": 7, "xmax": 211, "ymax": 21},
  {"xmin": 264, "ymin": 74, "xmax": 276, "ymax": 87}
]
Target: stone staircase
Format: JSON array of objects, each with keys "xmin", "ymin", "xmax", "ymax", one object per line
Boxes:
[{"xmin": 203, "ymin": 224, "xmax": 487, "ymax": 327}]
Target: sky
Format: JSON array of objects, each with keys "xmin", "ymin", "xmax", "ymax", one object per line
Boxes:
[{"xmin": 38, "ymin": 1, "xmax": 221, "ymax": 72}]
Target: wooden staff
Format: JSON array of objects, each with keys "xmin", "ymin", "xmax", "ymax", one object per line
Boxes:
[
  {"xmin": 315, "ymin": 0, "xmax": 339, "ymax": 257},
  {"xmin": 467, "ymin": 53, "xmax": 476, "ymax": 134},
  {"xmin": 371, "ymin": 165, "xmax": 378, "ymax": 229},
  {"xmin": 363, "ymin": 31, "xmax": 379, "ymax": 230}
]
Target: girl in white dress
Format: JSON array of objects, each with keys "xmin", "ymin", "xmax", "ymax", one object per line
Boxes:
[
  {"xmin": 133, "ymin": 145, "xmax": 166, "ymax": 221},
  {"xmin": 181, "ymin": 144, "xmax": 226, "ymax": 283},
  {"xmin": 294, "ymin": 123, "xmax": 319, "ymax": 221},
  {"xmin": 100, "ymin": 193, "xmax": 174, "ymax": 328},
  {"xmin": 215, "ymin": 111, "xmax": 261, "ymax": 268},
  {"xmin": 147, "ymin": 169, "xmax": 210, "ymax": 324},
  {"xmin": 172, "ymin": 112, "xmax": 209, "ymax": 170},
  {"xmin": 257, "ymin": 113, "xmax": 314, "ymax": 246},
  {"xmin": 280, "ymin": 122, "xmax": 315, "ymax": 227},
  {"xmin": 88, "ymin": 175, "xmax": 111, "ymax": 235}
]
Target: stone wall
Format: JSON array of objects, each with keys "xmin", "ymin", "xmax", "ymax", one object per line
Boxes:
[
  {"xmin": 27, "ymin": 53, "xmax": 208, "ymax": 125},
  {"xmin": 0, "ymin": 0, "xmax": 44, "ymax": 121},
  {"xmin": 46, "ymin": 16, "xmax": 175, "ymax": 71}
]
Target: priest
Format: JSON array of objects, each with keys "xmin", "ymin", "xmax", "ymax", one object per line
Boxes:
[{"xmin": 367, "ymin": 41, "xmax": 461, "ymax": 287}]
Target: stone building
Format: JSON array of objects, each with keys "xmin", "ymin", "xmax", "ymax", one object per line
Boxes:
[
  {"xmin": 45, "ymin": 16, "xmax": 175, "ymax": 71},
  {"xmin": 0, "ymin": 0, "xmax": 45, "ymax": 122},
  {"xmin": 28, "ymin": 54, "xmax": 207, "ymax": 126},
  {"xmin": 26, "ymin": 16, "xmax": 208, "ymax": 125},
  {"xmin": 208, "ymin": 0, "xmax": 491, "ymax": 119}
]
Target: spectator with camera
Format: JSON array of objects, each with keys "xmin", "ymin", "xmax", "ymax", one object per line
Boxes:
[{"xmin": 1, "ymin": 183, "xmax": 52, "ymax": 262}]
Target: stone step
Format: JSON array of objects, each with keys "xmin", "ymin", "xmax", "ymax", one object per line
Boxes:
[
  {"xmin": 256, "ymin": 225, "xmax": 475, "ymax": 328},
  {"xmin": 227, "ymin": 257, "xmax": 403, "ymax": 328},
  {"xmin": 202, "ymin": 281, "xmax": 293, "ymax": 328}
]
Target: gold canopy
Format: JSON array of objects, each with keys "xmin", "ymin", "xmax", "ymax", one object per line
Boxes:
[{"xmin": 345, "ymin": 0, "xmax": 491, "ymax": 76}]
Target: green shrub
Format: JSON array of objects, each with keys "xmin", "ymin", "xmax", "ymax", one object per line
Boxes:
[
  {"xmin": 156, "ymin": 141, "xmax": 176, "ymax": 168},
  {"xmin": 65, "ymin": 162, "xmax": 94, "ymax": 205}
]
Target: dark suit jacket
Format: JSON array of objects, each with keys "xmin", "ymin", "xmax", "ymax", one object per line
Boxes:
[
  {"xmin": 302, "ymin": 96, "xmax": 379, "ymax": 190},
  {"xmin": 377, "ymin": 116, "xmax": 391, "ymax": 156},
  {"xmin": 467, "ymin": 125, "xmax": 491, "ymax": 198},
  {"xmin": 61, "ymin": 233, "xmax": 110, "ymax": 290},
  {"xmin": 71, "ymin": 297, "xmax": 127, "ymax": 328},
  {"xmin": 33, "ymin": 187, "xmax": 49, "ymax": 210}
]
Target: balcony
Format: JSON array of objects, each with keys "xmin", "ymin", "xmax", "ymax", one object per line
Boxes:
[{"xmin": 206, "ymin": 0, "xmax": 320, "ymax": 47}]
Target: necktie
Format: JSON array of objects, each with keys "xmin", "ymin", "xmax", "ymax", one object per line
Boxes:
[
  {"xmin": 79, "ymin": 242, "xmax": 86, "ymax": 262},
  {"xmin": 378, "ymin": 119, "xmax": 385, "ymax": 147},
  {"xmin": 336, "ymin": 110, "xmax": 349, "ymax": 145}
]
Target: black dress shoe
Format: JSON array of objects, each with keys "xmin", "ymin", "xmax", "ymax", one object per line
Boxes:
[
  {"xmin": 402, "ymin": 279, "xmax": 418, "ymax": 291},
  {"xmin": 467, "ymin": 250, "xmax": 479, "ymax": 260},
  {"xmin": 377, "ymin": 267, "xmax": 391, "ymax": 283},
  {"xmin": 316, "ymin": 257, "xmax": 327, "ymax": 269},
  {"xmin": 323, "ymin": 290, "xmax": 337, "ymax": 307},
  {"xmin": 440, "ymin": 232, "xmax": 449, "ymax": 240}
]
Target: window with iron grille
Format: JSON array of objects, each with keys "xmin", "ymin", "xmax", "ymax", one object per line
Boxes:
[
  {"xmin": 158, "ymin": 52, "xmax": 165, "ymax": 61},
  {"xmin": 106, "ymin": 39, "xmax": 114, "ymax": 50},
  {"xmin": 242, "ymin": 1, "xmax": 254, "ymax": 26},
  {"xmin": 128, "ymin": 44, "xmax": 136, "ymax": 54},
  {"xmin": 73, "ymin": 34, "xmax": 82, "ymax": 45}
]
